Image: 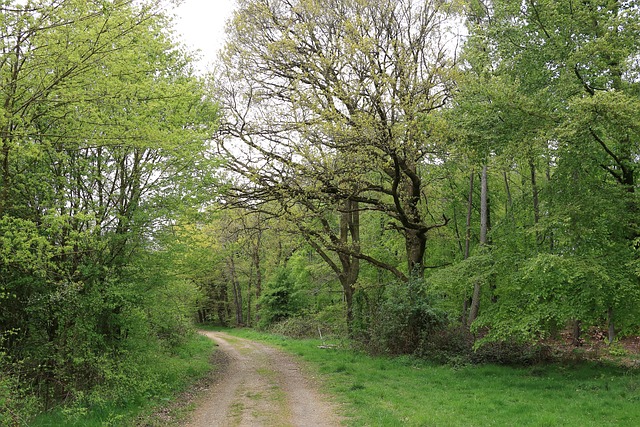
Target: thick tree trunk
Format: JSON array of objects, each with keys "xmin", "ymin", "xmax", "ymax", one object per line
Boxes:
[
  {"xmin": 405, "ymin": 228, "xmax": 427, "ymax": 278},
  {"xmin": 339, "ymin": 199, "xmax": 360, "ymax": 334}
]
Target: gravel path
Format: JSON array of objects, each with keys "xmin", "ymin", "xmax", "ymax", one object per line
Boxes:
[{"xmin": 184, "ymin": 331, "xmax": 343, "ymax": 427}]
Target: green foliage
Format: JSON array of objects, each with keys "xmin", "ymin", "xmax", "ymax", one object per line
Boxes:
[
  {"xmin": 265, "ymin": 301, "xmax": 349, "ymax": 339},
  {"xmin": 366, "ymin": 279, "xmax": 448, "ymax": 355},
  {"xmin": 29, "ymin": 334, "xmax": 215, "ymax": 427},
  {"xmin": 258, "ymin": 269, "xmax": 306, "ymax": 328},
  {"xmin": 0, "ymin": 333, "xmax": 40, "ymax": 427},
  {"xmin": 0, "ymin": 0, "xmax": 218, "ymax": 422},
  {"xmin": 443, "ymin": 0, "xmax": 640, "ymax": 346}
]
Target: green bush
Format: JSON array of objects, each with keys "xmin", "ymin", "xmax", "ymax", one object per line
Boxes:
[
  {"xmin": 267, "ymin": 306, "xmax": 348, "ymax": 340},
  {"xmin": 258, "ymin": 269, "xmax": 304, "ymax": 328},
  {"xmin": 268, "ymin": 317, "xmax": 320, "ymax": 339},
  {"xmin": 417, "ymin": 326, "xmax": 552, "ymax": 367},
  {"xmin": 0, "ymin": 335, "xmax": 40, "ymax": 427},
  {"xmin": 471, "ymin": 340, "xmax": 552, "ymax": 366},
  {"xmin": 366, "ymin": 279, "xmax": 448, "ymax": 355},
  {"xmin": 416, "ymin": 326, "xmax": 474, "ymax": 366}
]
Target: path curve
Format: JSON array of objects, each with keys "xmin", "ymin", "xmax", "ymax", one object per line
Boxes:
[{"xmin": 185, "ymin": 331, "xmax": 343, "ymax": 427}]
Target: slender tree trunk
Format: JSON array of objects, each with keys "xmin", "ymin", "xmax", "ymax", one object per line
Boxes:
[
  {"xmin": 0, "ymin": 138, "xmax": 9, "ymax": 216},
  {"xmin": 246, "ymin": 269, "xmax": 252, "ymax": 327},
  {"xmin": 228, "ymin": 255, "xmax": 243, "ymax": 325},
  {"xmin": 465, "ymin": 170, "xmax": 475, "ymax": 260},
  {"xmin": 529, "ymin": 157, "xmax": 540, "ymax": 245},
  {"xmin": 607, "ymin": 307, "xmax": 615, "ymax": 344},
  {"xmin": 546, "ymin": 160, "xmax": 555, "ymax": 252},
  {"xmin": 480, "ymin": 166, "xmax": 489, "ymax": 245},
  {"xmin": 253, "ymin": 228, "xmax": 263, "ymax": 325},
  {"xmin": 572, "ymin": 319, "xmax": 582, "ymax": 347},
  {"xmin": 469, "ymin": 165, "xmax": 488, "ymax": 325},
  {"xmin": 462, "ymin": 170, "xmax": 474, "ymax": 325},
  {"xmin": 503, "ymin": 170, "xmax": 512, "ymax": 216},
  {"xmin": 217, "ymin": 280, "xmax": 231, "ymax": 326}
]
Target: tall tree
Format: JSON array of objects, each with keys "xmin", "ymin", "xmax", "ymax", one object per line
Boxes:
[{"xmin": 216, "ymin": 0, "xmax": 456, "ymax": 281}]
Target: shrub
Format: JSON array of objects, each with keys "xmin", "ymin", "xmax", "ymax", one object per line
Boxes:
[
  {"xmin": 258, "ymin": 269, "xmax": 304, "ymax": 328},
  {"xmin": 268, "ymin": 317, "xmax": 319, "ymax": 339},
  {"xmin": 0, "ymin": 339, "xmax": 40, "ymax": 427},
  {"xmin": 267, "ymin": 306, "xmax": 348, "ymax": 339},
  {"xmin": 471, "ymin": 340, "xmax": 552, "ymax": 366},
  {"xmin": 416, "ymin": 326, "xmax": 474, "ymax": 365},
  {"xmin": 366, "ymin": 279, "xmax": 448, "ymax": 355},
  {"xmin": 417, "ymin": 326, "xmax": 552, "ymax": 366}
]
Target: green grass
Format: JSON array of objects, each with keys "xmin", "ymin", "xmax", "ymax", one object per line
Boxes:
[
  {"xmin": 218, "ymin": 327, "xmax": 640, "ymax": 427},
  {"xmin": 29, "ymin": 332, "xmax": 215, "ymax": 427}
]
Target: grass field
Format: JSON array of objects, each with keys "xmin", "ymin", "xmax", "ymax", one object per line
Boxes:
[{"xmin": 219, "ymin": 327, "xmax": 640, "ymax": 427}]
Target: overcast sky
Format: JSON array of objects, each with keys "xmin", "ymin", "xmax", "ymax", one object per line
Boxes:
[{"xmin": 172, "ymin": 0, "xmax": 237, "ymax": 72}]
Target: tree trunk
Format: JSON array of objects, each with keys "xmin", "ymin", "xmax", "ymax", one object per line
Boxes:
[
  {"xmin": 462, "ymin": 170, "xmax": 474, "ymax": 325},
  {"xmin": 503, "ymin": 170, "xmax": 512, "ymax": 216},
  {"xmin": 339, "ymin": 199, "xmax": 360, "ymax": 334},
  {"xmin": 228, "ymin": 255, "xmax": 243, "ymax": 326},
  {"xmin": 572, "ymin": 319, "xmax": 582, "ymax": 347},
  {"xmin": 480, "ymin": 165, "xmax": 489, "ymax": 245},
  {"xmin": 607, "ymin": 307, "xmax": 615, "ymax": 344},
  {"xmin": 468, "ymin": 165, "xmax": 488, "ymax": 325},
  {"xmin": 253, "ymin": 228, "xmax": 263, "ymax": 325},
  {"xmin": 246, "ymin": 269, "xmax": 252, "ymax": 327},
  {"xmin": 405, "ymin": 229, "xmax": 427, "ymax": 278},
  {"xmin": 546, "ymin": 160, "xmax": 555, "ymax": 252},
  {"xmin": 529, "ymin": 157, "xmax": 540, "ymax": 245}
]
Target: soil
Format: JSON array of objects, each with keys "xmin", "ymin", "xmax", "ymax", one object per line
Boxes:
[{"xmin": 183, "ymin": 331, "xmax": 344, "ymax": 427}]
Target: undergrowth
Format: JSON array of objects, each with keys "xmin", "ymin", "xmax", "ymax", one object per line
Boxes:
[{"xmin": 24, "ymin": 332, "xmax": 214, "ymax": 427}]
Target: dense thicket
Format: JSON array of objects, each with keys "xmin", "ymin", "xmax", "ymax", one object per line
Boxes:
[
  {"xmin": 198, "ymin": 0, "xmax": 639, "ymax": 357},
  {"xmin": 0, "ymin": 0, "xmax": 217, "ymax": 422}
]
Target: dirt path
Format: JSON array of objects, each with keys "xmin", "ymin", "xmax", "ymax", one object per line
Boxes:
[{"xmin": 184, "ymin": 331, "xmax": 343, "ymax": 427}]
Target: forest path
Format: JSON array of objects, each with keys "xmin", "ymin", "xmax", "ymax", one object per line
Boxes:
[{"xmin": 184, "ymin": 331, "xmax": 343, "ymax": 427}]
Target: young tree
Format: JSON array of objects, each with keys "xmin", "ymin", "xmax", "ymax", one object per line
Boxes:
[
  {"xmin": 453, "ymin": 0, "xmax": 640, "ymax": 341},
  {"xmin": 0, "ymin": 0, "xmax": 218, "ymax": 404}
]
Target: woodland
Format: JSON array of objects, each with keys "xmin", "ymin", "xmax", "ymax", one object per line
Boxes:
[{"xmin": 1, "ymin": 0, "xmax": 639, "ymax": 424}]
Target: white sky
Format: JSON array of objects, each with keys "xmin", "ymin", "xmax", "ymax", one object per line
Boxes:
[{"xmin": 172, "ymin": 0, "xmax": 237, "ymax": 72}]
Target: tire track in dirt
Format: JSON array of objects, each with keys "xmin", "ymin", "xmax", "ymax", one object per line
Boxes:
[{"xmin": 184, "ymin": 331, "xmax": 343, "ymax": 427}]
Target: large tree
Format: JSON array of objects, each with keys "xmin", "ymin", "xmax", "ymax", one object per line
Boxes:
[{"xmin": 217, "ymin": 0, "xmax": 457, "ymax": 284}]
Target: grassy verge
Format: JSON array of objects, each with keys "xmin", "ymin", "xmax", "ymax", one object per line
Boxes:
[
  {"xmin": 29, "ymin": 332, "xmax": 215, "ymax": 427},
  {"xmin": 216, "ymin": 327, "xmax": 640, "ymax": 427}
]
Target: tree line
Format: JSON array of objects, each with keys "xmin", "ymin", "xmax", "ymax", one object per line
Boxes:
[
  {"xmin": 0, "ymin": 0, "xmax": 638, "ymax": 423},
  {"xmin": 196, "ymin": 0, "xmax": 639, "ymax": 351}
]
